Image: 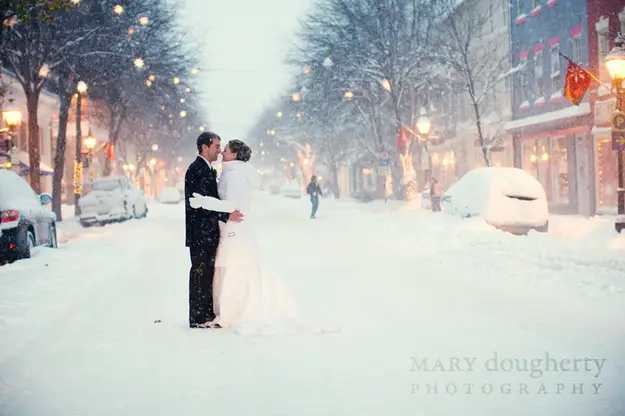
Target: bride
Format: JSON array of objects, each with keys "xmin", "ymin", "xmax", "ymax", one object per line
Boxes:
[{"xmin": 189, "ymin": 139, "xmax": 321, "ymax": 335}]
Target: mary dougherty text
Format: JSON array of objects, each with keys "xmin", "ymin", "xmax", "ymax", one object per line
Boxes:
[{"xmin": 409, "ymin": 352, "xmax": 606, "ymax": 396}]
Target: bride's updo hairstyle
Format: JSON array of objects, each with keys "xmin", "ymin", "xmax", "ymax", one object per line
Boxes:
[{"xmin": 228, "ymin": 139, "xmax": 252, "ymax": 162}]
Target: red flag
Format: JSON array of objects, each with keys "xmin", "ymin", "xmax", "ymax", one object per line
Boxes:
[
  {"xmin": 564, "ymin": 60, "xmax": 591, "ymax": 106},
  {"xmin": 104, "ymin": 141, "xmax": 115, "ymax": 161},
  {"xmin": 396, "ymin": 127, "xmax": 409, "ymax": 149}
]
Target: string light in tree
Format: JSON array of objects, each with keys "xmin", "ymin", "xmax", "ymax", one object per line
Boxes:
[
  {"xmin": 133, "ymin": 58, "xmax": 145, "ymax": 69},
  {"xmin": 39, "ymin": 64, "xmax": 50, "ymax": 78}
]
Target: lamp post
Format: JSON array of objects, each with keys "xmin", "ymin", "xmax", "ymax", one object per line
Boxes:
[
  {"xmin": 2, "ymin": 97, "xmax": 21, "ymax": 171},
  {"xmin": 605, "ymin": 33, "xmax": 625, "ymax": 233},
  {"xmin": 74, "ymin": 81, "xmax": 87, "ymax": 215},
  {"xmin": 416, "ymin": 107, "xmax": 433, "ymax": 184}
]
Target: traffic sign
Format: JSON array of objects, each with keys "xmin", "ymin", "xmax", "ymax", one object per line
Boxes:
[
  {"xmin": 611, "ymin": 111, "xmax": 625, "ymax": 131},
  {"xmin": 611, "ymin": 111, "xmax": 625, "ymax": 151},
  {"xmin": 613, "ymin": 130, "xmax": 625, "ymax": 151},
  {"xmin": 379, "ymin": 150, "xmax": 389, "ymax": 166}
]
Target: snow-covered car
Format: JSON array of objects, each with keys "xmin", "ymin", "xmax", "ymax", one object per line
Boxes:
[
  {"xmin": 442, "ymin": 167, "xmax": 549, "ymax": 234},
  {"xmin": 157, "ymin": 187, "xmax": 182, "ymax": 204},
  {"xmin": 78, "ymin": 176, "xmax": 148, "ymax": 227},
  {"xmin": 0, "ymin": 170, "xmax": 57, "ymax": 263},
  {"xmin": 282, "ymin": 181, "xmax": 302, "ymax": 198}
]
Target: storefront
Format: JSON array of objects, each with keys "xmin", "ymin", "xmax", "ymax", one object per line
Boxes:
[
  {"xmin": 519, "ymin": 135, "xmax": 572, "ymax": 208},
  {"xmin": 429, "ymin": 149, "xmax": 458, "ymax": 191},
  {"xmin": 592, "ymin": 96, "xmax": 618, "ymax": 214},
  {"xmin": 467, "ymin": 135, "xmax": 514, "ymax": 169},
  {"xmin": 593, "ymin": 125, "xmax": 619, "ymax": 213}
]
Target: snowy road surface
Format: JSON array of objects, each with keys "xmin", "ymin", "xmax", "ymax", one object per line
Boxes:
[{"xmin": 1, "ymin": 193, "xmax": 625, "ymax": 416}]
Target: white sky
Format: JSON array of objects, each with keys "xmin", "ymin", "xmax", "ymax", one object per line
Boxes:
[{"xmin": 179, "ymin": 0, "xmax": 313, "ymax": 141}]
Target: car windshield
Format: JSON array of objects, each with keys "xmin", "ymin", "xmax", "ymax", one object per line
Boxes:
[{"xmin": 92, "ymin": 180, "xmax": 122, "ymax": 191}]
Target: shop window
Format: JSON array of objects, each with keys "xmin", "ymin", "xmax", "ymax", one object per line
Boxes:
[
  {"xmin": 549, "ymin": 137, "xmax": 568, "ymax": 204},
  {"xmin": 521, "ymin": 140, "xmax": 538, "ymax": 178},
  {"xmin": 597, "ymin": 139, "xmax": 618, "ymax": 208}
]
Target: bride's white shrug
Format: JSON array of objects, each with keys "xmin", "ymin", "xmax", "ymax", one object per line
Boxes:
[{"xmin": 190, "ymin": 160, "xmax": 261, "ymax": 267}]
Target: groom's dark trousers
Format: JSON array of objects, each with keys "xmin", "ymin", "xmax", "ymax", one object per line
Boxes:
[{"xmin": 185, "ymin": 156, "xmax": 228, "ymax": 327}]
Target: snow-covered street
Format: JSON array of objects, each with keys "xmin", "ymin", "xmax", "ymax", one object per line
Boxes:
[{"xmin": 1, "ymin": 194, "xmax": 624, "ymax": 416}]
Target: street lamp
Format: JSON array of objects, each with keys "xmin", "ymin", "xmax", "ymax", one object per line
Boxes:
[
  {"xmin": 416, "ymin": 107, "xmax": 431, "ymax": 137},
  {"xmin": 2, "ymin": 98, "xmax": 21, "ymax": 128},
  {"xmin": 152, "ymin": 144, "xmax": 159, "ymax": 152},
  {"xmin": 74, "ymin": 81, "xmax": 87, "ymax": 215},
  {"xmin": 83, "ymin": 131, "xmax": 96, "ymax": 152},
  {"xmin": 2, "ymin": 97, "xmax": 21, "ymax": 170},
  {"xmin": 605, "ymin": 33, "xmax": 625, "ymax": 233}
]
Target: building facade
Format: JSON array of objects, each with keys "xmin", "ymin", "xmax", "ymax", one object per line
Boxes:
[
  {"xmin": 428, "ymin": 0, "xmax": 515, "ymax": 193},
  {"xmin": 587, "ymin": 1, "xmax": 625, "ymax": 214},
  {"xmin": 1, "ymin": 71, "xmax": 58, "ymax": 194},
  {"xmin": 507, "ymin": 0, "xmax": 593, "ymax": 214}
]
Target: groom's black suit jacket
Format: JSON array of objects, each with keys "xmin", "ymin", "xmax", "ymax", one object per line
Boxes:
[{"xmin": 184, "ymin": 156, "xmax": 228, "ymax": 248}]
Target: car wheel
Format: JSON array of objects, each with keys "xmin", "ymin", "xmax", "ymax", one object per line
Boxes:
[
  {"xmin": 133, "ymin": 205, "xmax": 138, "ymax": 219},
  {"xmin": 49, "ymin": 224, "xmax": 58, "ymax": 248},
  {"xmin": 18, "ymin": 229, "xmax": 35, "ymax": 259}
]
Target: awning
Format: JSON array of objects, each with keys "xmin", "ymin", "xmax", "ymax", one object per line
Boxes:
[{"xmin": 16, "ymin": 151, "xmax": 54, "ymax": 176}]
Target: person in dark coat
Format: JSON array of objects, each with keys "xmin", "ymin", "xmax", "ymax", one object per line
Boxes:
[
  {"xmin": 185, "ymin": 132, "xmax": 243, "ymax": 328},
  {"xmin": 306, "ymin": 175, "xmax": 322, "ymax": 219}
]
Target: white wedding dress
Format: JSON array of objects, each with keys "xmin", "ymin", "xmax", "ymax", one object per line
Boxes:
[{"xmin": 191, "ymin": 160, "xmax": 321, "ymax": 336}]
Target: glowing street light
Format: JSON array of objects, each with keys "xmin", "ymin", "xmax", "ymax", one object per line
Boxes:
[
  {"xmin": 416, "ymin": 107, "xmax": 431, "ymax": 137},
  {"xmin": 2, "ymin": 98, "xmax": 21, "ymax": 128},
  {"xmin": 139, "ymin": 16, "xmax": 149, "ymax": 25},
  {"xmin": 179, "ymin": 110, "xmax": 187, "ymax": 117},
  {"xmin": 83, "ymin": 133, "xmax": 96, "ymax": 151},
  {"xmin": 113, "ymin": 4, "xmax": 124, "ymax": 14},
  {"xmin": 76, "ymin": 81, "xmax": 87, "ymax": 93},
  {"xmin": 173, "ymin": 77, "xmax": 180, "ymax": 85}
]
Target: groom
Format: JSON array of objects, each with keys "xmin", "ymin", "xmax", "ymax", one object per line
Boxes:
[{"xmin": 185, "ymin": 132, "xmax": 243, "ymax": 328}]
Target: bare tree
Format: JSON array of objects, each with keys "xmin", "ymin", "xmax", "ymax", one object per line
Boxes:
[
  {"xmin": 434, "ymin": 0, "xmax": 524, "ymax": 166},
  {"xmin": 291, "ymin": 0, "xmax": 438, "ymax": 200}
]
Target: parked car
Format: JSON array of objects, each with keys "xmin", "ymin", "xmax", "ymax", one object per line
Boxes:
[
  {"xmin": 157, "ymin": 186, "xmax": 182, "ymax": 204},
  {"xmin": 78, "ymin": 176, "xmax": 148, "ymax": 227},
  {"xmin": 282, "ymin": 181, "xmax": 302, "ymax": 198},
  {"xmin": 0, "ymin": 170, "xmax": 57, "ymax": 263},
  {"xmin": 442, "ymin": 167, "xmax": 549, "ymax": 234}
]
